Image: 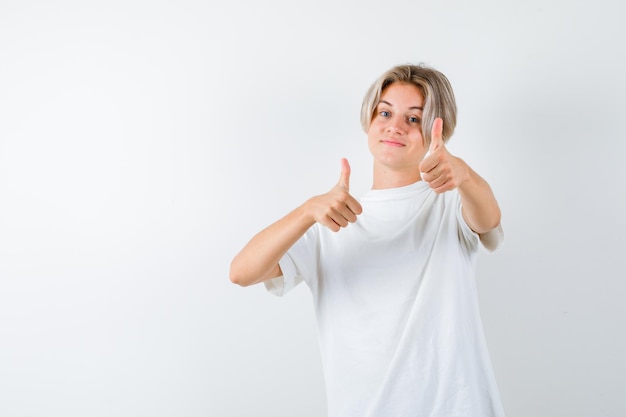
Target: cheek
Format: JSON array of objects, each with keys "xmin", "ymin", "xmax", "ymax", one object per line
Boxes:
[
  {"xmin": 413, "ymin": 129, "xmax": 425, "ymax": 147},
  {"xmin": 366, "ymin": 123, "xmax": 378, "ymax": 141},
  {"xmin": 366, "ymin": 133, "xmax": 376, "ymax": 151},
  {"xmin": 368, "ymin": 119, "xmax": 384, "ymax": 136},
  {"xmin": 366, "ymin": 130, "xmax": 378, "ymax": 154}
]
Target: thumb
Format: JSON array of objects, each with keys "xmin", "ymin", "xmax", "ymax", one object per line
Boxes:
[
  {"xmin": 337, "ymin": 158, "xmax": 351, "ymax": 190},
  {"xmin": 429, "ymin": 117, "xmax": 444, "ymax": 152}
]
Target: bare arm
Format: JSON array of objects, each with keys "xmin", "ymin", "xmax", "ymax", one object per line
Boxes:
[
  {"xmin": 230, "ymin": 159, "xmax": 363, "ymax": 287},
  {"xmin": 419, "ymin": 118, "xmax": 501, "ymax": 235},
  {"xmin": 457, "ymin": 167, "xmax": 501, "ymax": 234},
  {"xmin": 229, "ymin": 205, "xmax": 314, "ymax": 287}
]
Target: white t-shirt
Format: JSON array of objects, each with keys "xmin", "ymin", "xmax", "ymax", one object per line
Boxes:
[{"xmin": 265, "ymin": 180, "xmax": 505, "ymax": 417}]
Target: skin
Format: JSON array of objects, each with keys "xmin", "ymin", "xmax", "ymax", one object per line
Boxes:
[
  {"xmin": 229, "ymin": 82, "xmax": 501, "ymax": 287},
  {"xmin": 368, "ymin": 82, "xmax": 501, "ymax": 234}
]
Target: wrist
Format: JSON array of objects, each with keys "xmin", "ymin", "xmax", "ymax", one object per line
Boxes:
[{"xmin": 298, "ymin": 198, "xmax": 320, "ymax": 228}]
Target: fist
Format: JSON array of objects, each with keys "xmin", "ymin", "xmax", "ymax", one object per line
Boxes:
[
  {"xmin": 306, "ymin": 158, "xmax": 363, "ymax": 232},
  {"xmin": 419, "ymin": 118, "xmax": 469, "ymax": 193}
]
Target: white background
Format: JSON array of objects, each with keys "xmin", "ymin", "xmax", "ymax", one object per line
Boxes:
[{"xmin": 1, "ymin": 0, "xmax": 625, "ymax": 416}]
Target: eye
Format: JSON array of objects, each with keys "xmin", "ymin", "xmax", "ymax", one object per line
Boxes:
[
  {"xmin": 408, "ymin": 116, "xmax": 421, "ymax": 124},
  {"xmin": 379, "ymin": 110, "xmax": 391, "ymax": 118}
]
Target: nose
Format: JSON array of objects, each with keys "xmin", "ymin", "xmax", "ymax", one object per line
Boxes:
[{"xmin": 385, "ymin": 116, "xmax": 405, "ymax": 134}]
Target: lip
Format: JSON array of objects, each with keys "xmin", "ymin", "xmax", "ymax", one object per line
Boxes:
[{"xmin": 380, "ymin": 139, "xmax": 405, "ymax": 147}]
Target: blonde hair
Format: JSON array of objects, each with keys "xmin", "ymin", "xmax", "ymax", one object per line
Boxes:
[{"xmin": 360, "ymin": 64, "xmax": 457, "ymax": 147}]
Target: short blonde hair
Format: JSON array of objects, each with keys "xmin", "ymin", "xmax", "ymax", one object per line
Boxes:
[{"xmin": 360, "ymin": 64, "xmax": 457, "ymax": 147}]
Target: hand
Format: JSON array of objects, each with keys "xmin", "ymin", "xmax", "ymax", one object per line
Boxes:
[
  {"xmin": 419, "ymin": 118, "xmax": 469, "ymax": 194},
  {"xmin": 305, "ymin": 158, "xmax": 363, "ymax": 232}
]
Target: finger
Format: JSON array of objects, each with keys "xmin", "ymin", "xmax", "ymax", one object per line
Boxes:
[
  {"xmin": 337, "ymin": 201, "xmax": 359, "ymax": 223},
  {"xmin": 324, "ymin": 208, "xmax": 351, "ymax": 230},
  {"xmin": 432, "ymin": 180, "xmax": 454, "ymax": 194},
  {"xmin": 346, "ymin": 197, "xmax": 363, "ymax": 216},
  {"xmin": 420, "ymin": 169, "xmax": 435, "ymax": 183},
  {"xmin": 428, "ymin": 172, "xmax": 448, "ymax": 190},
  {"xmin": 332, "ymin": 209, "xmax": 353, "ymax": 226},
  {"xmin": 429, "ymin": 117, "xmax": 444, "ymax": 153},
  {"xmin": 419, "ymin": 153, "xmax": 436, "ymax": 175},
  {"xmin": 337, "ymin": 158, "xmax": 351, "ymax": 190},
  {"xmin": 321, "ymin": 218, "xmax": 341, "ymax": 232}
]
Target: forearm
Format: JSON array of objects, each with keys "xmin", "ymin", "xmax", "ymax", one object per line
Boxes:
[
  {"xmin": 229, "ymin": 204, "xmax": 315, "ymax": 287},
  {"xmin": 230, "ymin": 159, "xmax": 362, "ymax": 287},
  {"xmin": 457, "ymin": 166, "xmax": 501, "ymax": 235}
]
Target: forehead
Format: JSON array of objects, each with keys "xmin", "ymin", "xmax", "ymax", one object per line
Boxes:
[{"xmin": 379, "ymin": 82, "xmax": 424, "ymax": 108}]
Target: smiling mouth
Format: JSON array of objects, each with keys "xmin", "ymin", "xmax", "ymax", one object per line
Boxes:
[{"xmin": 381, "ymin": 139, "xmax": 405, "ymax": 147}]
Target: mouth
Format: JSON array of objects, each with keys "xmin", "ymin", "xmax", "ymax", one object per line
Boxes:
[{"xmin": 380, "ymin": 139, "xmax": 405, "ymax": 147}]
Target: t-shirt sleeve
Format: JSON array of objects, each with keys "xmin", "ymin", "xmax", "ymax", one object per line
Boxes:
[
  {"xmin": 263, "ymin": 225, "xmax": 319, "ymax": 297},
  {"xmin": 478, "ymin": 223, "xmax": 504, "ymax": 253},
  {"xmin": 263, "ymin": 251, "xmax": 303, "ymax": 297}
]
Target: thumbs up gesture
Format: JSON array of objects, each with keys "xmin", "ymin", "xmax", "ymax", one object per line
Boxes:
[
  {"xmin": 305, "ymin": 158, "xmax": 363, "ymax": 232},
  {"xmin": 419, "ymin": 118, "xmax": 470, "ymax": 194}
]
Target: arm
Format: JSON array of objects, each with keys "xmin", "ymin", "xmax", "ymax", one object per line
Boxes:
[
  {"xmin": 419, "ymin": 118, "xmax": 501, "ymax": 235},
  {"xmin": 457, "ymin": 167, "xmax": 501, "ymax": 234},
  {"xmin": 229, "ymin": 159, "xmax": 363, "ymax": 287}
]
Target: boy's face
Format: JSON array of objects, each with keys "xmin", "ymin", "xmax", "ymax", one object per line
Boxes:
[{"xmin": 367, "ymin": 82, "xmax": 426, "ymax": 173}]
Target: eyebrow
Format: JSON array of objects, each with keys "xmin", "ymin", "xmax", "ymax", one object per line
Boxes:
[{"xmin": 379, "ymin": 100, "xmax": 423, "ymax": 111}]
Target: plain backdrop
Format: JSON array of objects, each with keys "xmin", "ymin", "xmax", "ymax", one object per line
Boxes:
[{"xmin": 1, "ymin": 0, "xmax": 625, "ymax": 416}]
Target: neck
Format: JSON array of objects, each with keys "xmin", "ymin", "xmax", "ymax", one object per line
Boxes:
[{"xmin": 371, "ymin": 162, "xmax": 422, "ymax": 189}]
